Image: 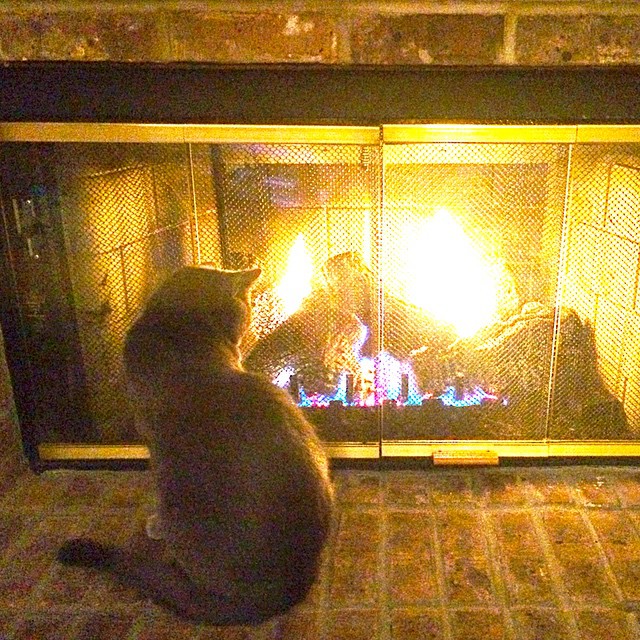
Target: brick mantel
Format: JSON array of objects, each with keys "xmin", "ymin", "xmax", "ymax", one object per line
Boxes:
[{"xmin": 2, "ymin": 2, "xmax": 640, "ymax": 65}]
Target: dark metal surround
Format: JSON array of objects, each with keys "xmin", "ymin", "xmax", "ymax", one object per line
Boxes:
[
  {"xmin": 4, "ymin": 62, "xmax": 640, "ymax": 472},
  {"xmin": 2, "ymin": 62, "xmax": 640, "ymax": 125}
]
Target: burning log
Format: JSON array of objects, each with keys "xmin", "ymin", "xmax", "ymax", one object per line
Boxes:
[
  {"xmin": 445, "ymin": 302, "xmax": 627, "ymax": 439},
  {"xmin": 244, "ymin": 251, "xmax": 455, "ymax": 399},
  {"xmin": 244, "ymin": 288, "xmax": 363, "ymax": 395},
  {"xmin": 322, "ymin": 252, "xmax": 456, "ymax": 360}
]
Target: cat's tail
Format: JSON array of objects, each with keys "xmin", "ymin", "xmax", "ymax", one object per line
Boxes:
[
  {"xmin": 57, "ymin": 538, "xmax": 117, "ymax": 570},
  {"xmin": 57, "ymin": 538, "xmax": 294, "ymax": 626}
]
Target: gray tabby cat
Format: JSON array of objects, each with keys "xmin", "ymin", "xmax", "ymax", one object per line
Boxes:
[{"xmin": 58, "ymin": 266, "xmax": 334, "ymax": 626}]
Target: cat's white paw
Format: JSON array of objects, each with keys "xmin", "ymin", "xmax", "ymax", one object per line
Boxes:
[{"xmin": 145, "ymin": 513, "xmax": 165, "ymax": 540}]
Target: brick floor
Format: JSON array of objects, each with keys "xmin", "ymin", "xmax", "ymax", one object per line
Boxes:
[{"xmin": 3, "ymin": 466, "xmax": 640, "ymax": 638}]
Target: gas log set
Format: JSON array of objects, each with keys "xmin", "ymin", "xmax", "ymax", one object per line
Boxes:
[{"xmin": 243, "ymin": 250, "xmax": 626, "ymax": 443}]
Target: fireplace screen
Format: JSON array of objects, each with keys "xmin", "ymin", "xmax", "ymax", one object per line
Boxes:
[{"xmin": 2, "ymin": 126, "xmax": 639, "ymax": 459}]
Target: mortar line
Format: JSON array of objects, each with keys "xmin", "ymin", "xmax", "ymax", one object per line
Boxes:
[
  {"xmin": 316, "ymin": 494, "xmax": 343, "ymax": 640},
  {"xmin": 478, "ymin": 505, "xmax": 517, "ymax": 640},
  {"xmin": 431, "ymin": 505, "xmax": 454, "ymax": 640},
  {"xmin": 379, "ymin": 475, "xmax": 391, "ymax": 640},
  {"xmin": 577, "ymin": 505, "xmax": 627, "ymax": 605},
  {"xmin": 527, "ymin": 503, "xmax": 583, "ymax": 640}
]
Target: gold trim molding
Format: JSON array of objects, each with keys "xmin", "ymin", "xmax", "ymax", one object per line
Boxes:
[
  {"xmin": 381, "ymin": 440, "xmax": 640, "ymax": 458},
  {"xmin": 0, "ymin": 123, "xmax": 380, "ymax": 145},
  {"xmin": 5, "ymin": 123, "xmax": 640, "ymax": 145},
  {"xmin": 38, "ymin": 440, "xmax": 640, "ymax": 462},
  {"xmin": 382, "ymin": 440, "xmax": 550, "ymax": 458},
  {"xmin": 382, "ymin": 124, "xmax": 579, "ymax": 144},
  {"xmin": 37, "ymin": 442, "xmax": 381, "ymax": 461},
  {"xmin": 38, "ymin": 443, "xmax": 150, "ymax": 460},
  {"xmin": 383, "ymin": 124, "xmax": 640, "ymax": 144}
]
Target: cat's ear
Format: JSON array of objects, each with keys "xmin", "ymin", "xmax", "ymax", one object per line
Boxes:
[{"xmin": 234, "ymin": 268, "xmax": 261, "ymax": 295}]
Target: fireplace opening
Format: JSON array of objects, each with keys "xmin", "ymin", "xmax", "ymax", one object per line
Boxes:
[
  {"xmin": 0, "ymin": 62, "xmax": 640, "ymax": 469},
  {"xmin": 2, "ymin": 126, "xmax": 639, "ymax": 463}
]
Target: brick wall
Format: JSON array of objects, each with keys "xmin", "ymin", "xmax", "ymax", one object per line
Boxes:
[
  {"xmin": 2, "ymin": 2, "xmax": 640, "ymax": 65},
  {"xmin": 2, "ymin": 0, "xmax": 640, "ymax": 465}
]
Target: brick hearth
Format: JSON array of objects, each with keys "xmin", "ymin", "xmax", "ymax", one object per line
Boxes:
[{"xmin": 2, "ymin": 466, "xmax": 640, "ymax": 639}]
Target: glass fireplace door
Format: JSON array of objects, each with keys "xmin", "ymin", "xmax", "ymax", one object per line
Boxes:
[
  {"xmin": 0, "ymin": 127, "xmax": 386, "ymax": 462},
  {"xmin": 378, "ymin": 126, "xmax": 640, "ymax": 458}
]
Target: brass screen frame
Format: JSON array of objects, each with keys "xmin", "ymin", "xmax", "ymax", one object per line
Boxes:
[{"xmin": 5, "ymin": 122, "xmax": 640, "ymax": 463}]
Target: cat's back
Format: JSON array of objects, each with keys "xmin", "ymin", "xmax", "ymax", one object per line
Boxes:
[{"xmin": 159, "ymin": 368, "xmax": 334, "ymax": 586}]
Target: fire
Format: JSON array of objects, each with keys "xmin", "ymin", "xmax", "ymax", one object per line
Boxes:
[
  {"xmin": 276, "ymin": 234, "xmax": 313, "ymax": 316},
  {"xmin": 402, "ymin": 207, "xmax": 499, "ymax": 338}
]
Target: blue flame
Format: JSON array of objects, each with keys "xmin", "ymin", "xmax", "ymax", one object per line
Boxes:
[
  {"xmin": 298, "ymin": 372, "xmax": 348, "ymax": 408},
  {"xmin": 437, "ymin": 385, "xmax": 498, "ymax": 407},
  {"xmin": 271, "ymin": 318, "xmax": 503, "ymax": 408}
]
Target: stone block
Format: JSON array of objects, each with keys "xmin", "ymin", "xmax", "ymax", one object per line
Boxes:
[
  {"xmin": 476, "ymin": 471, "xmax": 528, "ymax": 506},
  {"xmin": 388, "ymin": 511, "xmax": 438, "ymax": 604},
  {"xmin": 541, "ymin": 509, "xmax": 618, "ymax": 604},
  {"xmin": 350, "ymin": 14, "xmax": 504, "ymax": 65},
  {"xmin": 389, "ymin": 608, "xmax": 442, "ymax": 640},
  {"xmin": 606, "ymin": 164, "xmax": 640, "ymax": 243},
  {"xmin": 565, "ymin": 223, "xmax": 601, "ymax": 297},
  {"xmin": 576, "ymin": 609, "xmax": 636, "ymax": 640},
  {"xmin": 169, "ymin": 11, "xmax": 339, "ymax": 63},
  {"xmin": 589, "ymin": 510, "xmax": 640, "ymax": 600},
  {"xmin": 562, "ymin": 286, "xmax": 597, "ymax": 326},
  {"xmin": 0, "ymin": 10, "xmax": 170, "ymax": 61},
  {"xmin": 423, "ymin": 472, "xmax": 477, "ymax": 507},
  {"xmin": 598, "ymin": 233, "xmax": 639, "ymax": 309},
  {"xmin": 383, "ymin": 471, "xmax": 432, "ymax": 506},
  {"xmin": 592, "ymin": 16, "xmax": 640, "ymax": 64},
  {"xmin": 573, "ymin": 471, "xmax": 622, "ymax": 508},
  {"xmin": 276, "ymin": 610, "xmax": 319, "ymax": 640},
  {"xmin": 510, "ymin": 608, "xmax": 573, "ymax": 640},
  {"xmin": 451, "ymin": 609, "xmax": 506, "ymax": 640},
  {"xmin": 325, "ymin": 609, "xmax": 380, "ymax": 640},
  {"xmin": 623, "ymin": 375, "xmax": 640, "ymax": 434},
  {"xmin": 330, "ymin": 553, "xmax": 380, "ymax": 606},
  {"xmin": 516, "ymin": 15, "xmax": 592, "ymax": 65},
  {"xmin": 334, "ymin": 471, "xmax": 381, "ymax": 505},
  {"xmin": 614, "ymin": 471, "xmax": 640, "ymax": 507},
  {"xmin": 492, "ymin": 511, "xmax": 555, "ymax": 604},
  {"xmin": 595, "ymin": 298, "xmax": 626, "ymax": 391},
  {"xmin": 437, "ymin": 510, "xmax": 495, "ymax": 604},
  {"xmin": 524, "ymin": 471, "xmax": 574, "ymax": 505},
  {"xmin": 334, "ymin": 510, "xmax": 382, "ymax": 556},
  {"xmin": 516, "ymin": 15, "xmax": 640, "ymax": 65}
]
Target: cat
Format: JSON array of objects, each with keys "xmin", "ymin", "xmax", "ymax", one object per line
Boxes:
[{"xmin": 57, "ymin": 265, "xmax": 335, "ymax": 626}]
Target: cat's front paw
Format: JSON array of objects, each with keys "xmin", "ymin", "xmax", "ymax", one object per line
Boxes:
[{"xmin": 145, "ymin": 513, "xmax": 165, "ymax": 541}]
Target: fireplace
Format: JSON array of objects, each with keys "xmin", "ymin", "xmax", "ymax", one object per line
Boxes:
[{"xmin": 3, "ymin": 62, "xmax": 640, "ymax": 469}]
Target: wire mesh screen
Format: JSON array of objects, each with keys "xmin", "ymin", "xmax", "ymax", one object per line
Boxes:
[
  {"xmin": 11, "ymin": 136, "xmax": 640, "ymax": 447},
  {"xmin": 556, "ymin": 144, "xmax": 640, "ymax": 440},
  {"xmin": 380, "ymin": 143, "xmax": 569, "ymax": 440},
  {"xmin": 56, "ymin": 144, "xmax": 198, "ymax": 441},
  {"xmin": 51, "ymin": 142, "xmax": 382, "ymax": 443},
  {"xmin": 232, "ymin": 144, "xmax": 383, "ymax": 443}
]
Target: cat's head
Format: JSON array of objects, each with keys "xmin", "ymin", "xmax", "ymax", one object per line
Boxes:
[{"xmin": 148, "ymin": 265, "xmax": 261, "ymax": 344}]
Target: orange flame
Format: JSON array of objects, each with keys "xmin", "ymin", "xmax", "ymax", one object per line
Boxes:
[
  {"xmin": 276, "ymin": 234, "xmax": 313, "ymax": 317},
  {"xmin": 402, "ymin": 207, "xmax": 499, "ymax": 337}
]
